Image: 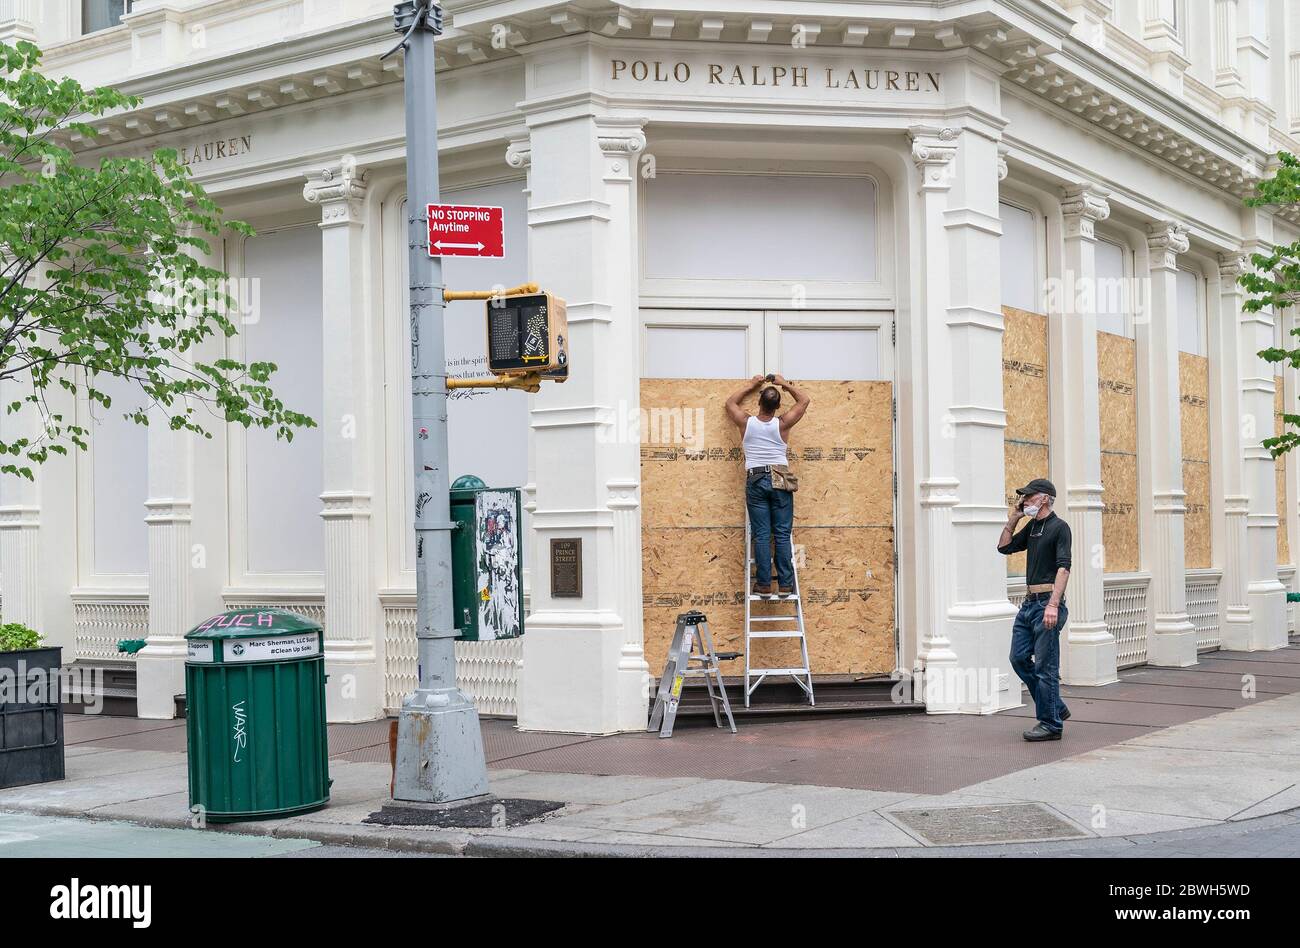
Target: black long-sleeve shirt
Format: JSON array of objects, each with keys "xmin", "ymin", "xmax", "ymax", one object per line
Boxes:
[{"xmin": 998, "ymin": 511, "xmax": 1072, "ymax": 586}]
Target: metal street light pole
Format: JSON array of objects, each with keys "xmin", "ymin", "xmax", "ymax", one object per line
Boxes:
[{"xmin": 389, "ymin": 0, "xmax": 490, "ymax": 805}]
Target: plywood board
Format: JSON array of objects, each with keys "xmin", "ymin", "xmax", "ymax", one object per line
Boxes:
[
  {"xmin": 1002, "ymin": 307, "xmax": 1050, "ymax": 445},
  {"xmin": 1277, "ymin": 385, "xmax": 1291, "ymax": 565},
  {"xmin": 1182, "ymin": 459, "xmax": 1212, "ymax": 570},
  {"xmin": 1099, "ymin": 331, "xmax": 1139, "ymax": 572},
  {"xmin": 1098, "ymin": 331, "xmax": 1138, "ymax": 453},
  {"xmin": 1179, "ymin": 352, "xmax": 1210, "ymax": 461},
  {"xmin": 641, "ymin": 526, "xmax": 894, "ymax": 675},
  {"xmin": 640, "ymin": 379, "xmax": 895, "ymax": 676},
  {"xmin": 1101, "ymin": 451, "xmax": 1140, "ymax": 573},
  {"xmin": 1002, "ymin": 306, "xmax": 1051, "ymax": 580},
  {"xmin": 1004, "ymin": 441, "xmax": 1049, "ymax": 578},
  {"xmin": 640, "ymin": 379, "xmax": 893, "ymax": 529},
  {"xmin": 1179, "ymin": 352, "xmax": 1211, "ymax": 569}
]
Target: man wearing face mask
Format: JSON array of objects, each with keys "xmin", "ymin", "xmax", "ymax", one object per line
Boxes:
[{"xmin": 997, "ymin": 477, "xmax": 1073, "ymax": 741}]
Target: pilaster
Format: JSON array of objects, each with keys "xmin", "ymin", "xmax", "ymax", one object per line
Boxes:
[
  {"xmin": 1141, "ymin": 220, "xmax": 1198, "ymax": 665},
  {"xmin": 514, "ymin": 102, "xmax": 648, "ymax": 733},
  {"xmin": 1054, "ymin": 182, "xmax": 1117, "ymax": 684},
  {"xmin": 304, "ymin": 158, "xmax": 382, "ymax": 721}
]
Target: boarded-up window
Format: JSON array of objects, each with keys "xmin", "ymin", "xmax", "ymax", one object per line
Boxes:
[
  {"xmin": 1002, "ymin": 306, "xmax": 1049, "ymax": 579},
  {"xmin": 1099, "ymin": 330, "xmax": 1139, "ymax": 572}
]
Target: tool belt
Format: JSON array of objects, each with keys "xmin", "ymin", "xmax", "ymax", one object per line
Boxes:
[{"xmin": 746, "ymin": 464, "xmax": 799, "ymax": 493}]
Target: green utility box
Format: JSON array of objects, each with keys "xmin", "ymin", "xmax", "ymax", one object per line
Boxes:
[
  {"xmin": 450, "ymin": 479, "xmax": 524, "ymax": 641},
  {"xmin": 184, "ymin": 608, "xmax": 330, "ymax": 823}
]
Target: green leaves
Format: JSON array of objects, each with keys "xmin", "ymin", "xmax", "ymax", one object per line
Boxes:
[
  {"xmin": 1242, "ymin": 151, "xmax": 1300, "ymax": 458},
  {"xmin": 0, "ymin": 621, "xmax": 43, "ymax": 652},
  {"xmin": 0, "ymin": 41, "xmax": 315, "ymax": 477}
]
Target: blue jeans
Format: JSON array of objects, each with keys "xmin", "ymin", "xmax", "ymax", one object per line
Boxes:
[
  {"xmin": 746, "ymin": 473, "xmax": 794, "ymax": 588},
  {"xmin": 1010, "ymin": 596, "xmax": 1070, "ymax": 733}
]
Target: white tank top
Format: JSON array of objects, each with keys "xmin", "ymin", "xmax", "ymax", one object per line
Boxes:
[{"xmin": 742, "ymin": 415, "xmax": 788, "ymax": 468}]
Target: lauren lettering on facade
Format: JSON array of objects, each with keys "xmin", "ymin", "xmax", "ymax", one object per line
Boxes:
[{"xmin": 610, "ymin": 59, "xmax": 942, "ymax": 92}]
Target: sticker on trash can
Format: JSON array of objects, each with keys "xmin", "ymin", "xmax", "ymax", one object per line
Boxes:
[
  {"xmin": 187, "ymin": 640, "xmax": 214, "ymax": 663},
  {"xmin": 223, "ymin": 632, "xmax": 321, "ymax": 663}
]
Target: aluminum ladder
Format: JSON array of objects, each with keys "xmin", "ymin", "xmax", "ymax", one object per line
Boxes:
[
  {"xmin": 743, "ymin": 514, "xmax": 814, "ymax": 707},
  {"xmin": 648, "ymin": 611, "xmax": 738, "ymax": 738}
]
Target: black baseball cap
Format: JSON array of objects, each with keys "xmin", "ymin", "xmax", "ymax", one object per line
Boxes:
[{"xmin": 1015, "ymin": 478, "xmax": 1056, "ymax": 498}]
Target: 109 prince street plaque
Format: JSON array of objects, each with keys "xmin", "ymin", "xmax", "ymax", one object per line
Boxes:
[{"xmin": 550, "ymin": 538, "xmax": 582, "ymax": 598}]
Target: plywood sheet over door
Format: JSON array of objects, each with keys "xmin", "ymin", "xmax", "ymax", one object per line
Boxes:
[{"xmin": 640, "ymin": 379, "xmax": 894, "ymax": 675}]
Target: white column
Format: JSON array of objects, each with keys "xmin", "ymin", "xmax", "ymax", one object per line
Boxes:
[
  {"xmin": 135, "ymin": 392, "xmax": 196, "ymax": 718},
  {"xmin": 1141, "ymin": 221, "xmax": 1198, "ymax": 665},
  {"xmin": 515, "ymin": 107, "xmax": 648, "ymax": 734},
  {"xmin": 0, "ymin": 268, "xmax": 77, "ymax": 653},
  {"xmin": 907, "ymin": 126, "xmax": 962, "ymax": 712},
  {"xmin": 304, "ymin": 159, "xmax": 382, "ymax": 722},
  {"xmin": 0, "ymin": 0, "xmax": 38, "ymax": 42},
  {"xmin": 1238, "ymin": 232, "xmax": 1288, "ymax": 649},
  {"xmin": 1215, "ymin": 253, "xmax": 1255, "ymax": 648},
  {"xmin": 944, "ymin": 122, "xmax": 1019, "ymax": 713},
  {"xmin": 1054, "ymin": 183, "xmax": 1117, "ymax": 684}
]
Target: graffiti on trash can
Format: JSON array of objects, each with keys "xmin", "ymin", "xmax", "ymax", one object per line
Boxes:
[{"xmin": 231, "ymin": 700, "xmax": 248, "ymax": 763}]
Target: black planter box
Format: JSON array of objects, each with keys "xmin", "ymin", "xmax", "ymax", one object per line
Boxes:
[{"xmin": 0, "ymin": 646, "xmax": 65, "ymax": 790}]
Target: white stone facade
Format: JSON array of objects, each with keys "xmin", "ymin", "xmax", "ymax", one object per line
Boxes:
[{"xmin": 0, "ymin": 0, "xmax": 1296, "ymax": 728}]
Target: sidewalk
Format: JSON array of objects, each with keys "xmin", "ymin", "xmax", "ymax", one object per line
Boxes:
[{"xmin": 2, "ymin": 645, "xmax": 1297, "ymax": 856}]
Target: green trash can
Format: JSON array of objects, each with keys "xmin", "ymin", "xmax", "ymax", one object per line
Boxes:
[{"xmin": 184, "ymin": 608, "xmax": 330, "ymax": 823}]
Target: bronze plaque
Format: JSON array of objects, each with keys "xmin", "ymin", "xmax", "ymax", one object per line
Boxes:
[{"xmin": 550, "ymin": 538, "xmax": 582, "ymax": 598}]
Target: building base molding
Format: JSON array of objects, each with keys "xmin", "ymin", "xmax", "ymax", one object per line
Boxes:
[
  {"xmin": 1146, "ymin": 618, "xmax": 1199, "ymax": 666},
  {"xmin": 1061, "ymin": 619, "xmax": 1119, "ymax": 686},
  {"xmin": 944, "ymin": 602, "xmax": 1021, "ymax": 714},
  {"xmin": 1245, "ymin": 582, "xmax": 1289, "ymax": 651},
  {"xmin": 135, "ymin": 638, "xmax": 187, "ymax": 719},
  {"xmin": 517, "ymin": 611, "xmax": 642, "ymax": 734}
]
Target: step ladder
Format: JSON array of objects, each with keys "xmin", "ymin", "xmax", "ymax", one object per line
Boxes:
[
  {"xmin": 744, "ymin": 514, "xmax": 814, "ymax": 707},
  {"xmin": 648, "ymin": 611, "xmax": 738, "ymax": 738}
]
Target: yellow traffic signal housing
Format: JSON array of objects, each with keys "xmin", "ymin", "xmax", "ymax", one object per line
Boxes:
[{"xmin": 485, "ymin": 291, "xmax": 569, "ymax": 376}]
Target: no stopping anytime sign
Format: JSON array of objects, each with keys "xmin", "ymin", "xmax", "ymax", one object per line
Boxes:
[{"xmin": 427, "ymin": 203, "xmax": 505, "ymax": 257}]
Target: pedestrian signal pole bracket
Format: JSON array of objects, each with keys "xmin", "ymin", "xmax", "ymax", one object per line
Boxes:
[
  {"xmin": 446, "ymin": 373, "xmax": 543, "ymax": 393},
  {"xmin": 443, "ymin": 282, "xmax": 538, "ymax": 302}
]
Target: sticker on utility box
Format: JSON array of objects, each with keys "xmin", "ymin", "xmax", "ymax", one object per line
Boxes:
[
  {"xmin": 222, "ymin": 632, "xmax": 321, "ymax": 663},
  {"xmin": 187, "ymin": 640, "xmax": 215, "ymax": 663}
]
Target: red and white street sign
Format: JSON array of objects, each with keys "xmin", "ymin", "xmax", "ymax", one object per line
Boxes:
[{"xmin": 426, "ymin": 203, "xmax": 504, "ymax": 258}]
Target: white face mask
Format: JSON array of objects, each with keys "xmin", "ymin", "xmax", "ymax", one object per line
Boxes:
[{"xmin": 1023, "ymin": 504, "xmax": 1041, "ymax": 518}]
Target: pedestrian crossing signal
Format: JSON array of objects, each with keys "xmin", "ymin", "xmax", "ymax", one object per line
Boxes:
[{"xmin": 486, "ymin": 292, "xmax": 568, "ymax": 376}]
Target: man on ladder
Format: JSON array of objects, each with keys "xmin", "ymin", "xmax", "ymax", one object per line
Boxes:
[
  {"xmin": 725, "ymin": 374, "xmax": 811, "ymax": 597},
  {"xmin": 725, "ymin": 374, "xmax": 814, "ymax": 707}
]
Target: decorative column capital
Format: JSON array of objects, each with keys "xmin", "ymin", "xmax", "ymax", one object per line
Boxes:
[
  {"xmin": 303, "ymin": 157, "xmax": 368, "ymax": 226},
  {"xmin": 1218, "ymin": 251, "xmax": 1249, "ymax": 282},
  {"xmin": 1146, "ymin": 219, "xmax": 1189, "ymax": 269},
  {"xmin": 1060, "ymin": 182, "xmax": 1111, "ymax": 239},
  {"xmin": 505, "ymin": 137, "xmax": 531, "ymax": 170},
  {"xmin": 596, "ymin": 120, "xmax": 647, "ymax": 156},
  {"xmin": 908, "ymin": 125, "xmax": 958, "ymax": 192}
]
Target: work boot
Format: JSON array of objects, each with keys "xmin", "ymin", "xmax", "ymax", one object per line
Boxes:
[
  {"xmin": 752, "ymin": 582, "xmax": 775, "ymax": 599},
  {"xmin": 777, "ymin": 586, "xmax": 794, "ymax": 598},
  {"xmin": 1022, "ymin": 723, "xmax": 1062, "ymax": 742}
]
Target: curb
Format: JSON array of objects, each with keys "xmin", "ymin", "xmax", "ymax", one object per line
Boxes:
[{"xmin": 4, "ymin": 799, "xmax": 1299, "ymax": 857}]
